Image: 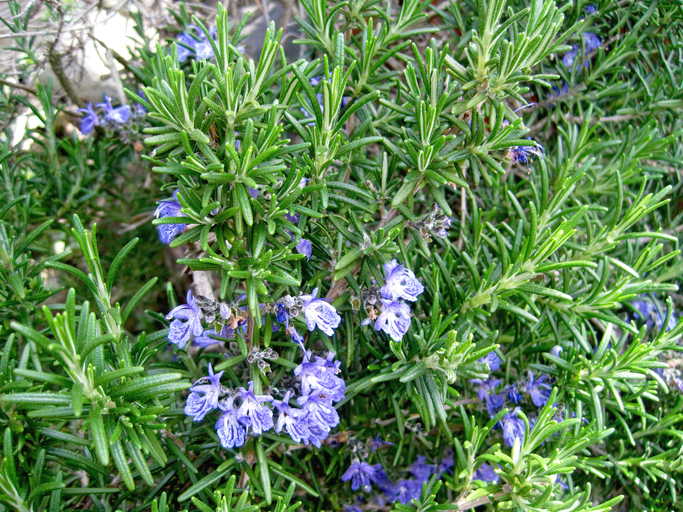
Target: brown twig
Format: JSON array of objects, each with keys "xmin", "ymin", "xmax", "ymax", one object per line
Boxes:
[{"xmin": 0, "ymin": 77, "xmax": 37, "ymax": 95}]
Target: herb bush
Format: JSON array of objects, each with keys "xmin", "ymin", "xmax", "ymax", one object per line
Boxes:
[{"xmin": 1, "ymin": 0, "xmax": 683, "ymax": 510}]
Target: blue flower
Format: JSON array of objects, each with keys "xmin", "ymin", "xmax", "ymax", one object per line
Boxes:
[
  {"xmin": 235, "ymin": 381, "xmax": 274, "ymax": 435},
  {"xmin": 194, "ymin": 324, "xmax": 240, "ymax": 348},
  {"xmin": 155, "ymin": 190, "xmax": 187, "ymax": 244},
  {"xmin": 508, "ymin": 139, "xmax": 544, "ymax": 165},
  {"xmin": 480, "ymin": 351, "xmax": 502, "ymax": 371},
  {"xmin": 296, "ymin": 238, "xmax": 313, "ymax": 260},
  {"xmin": 175, "ymin": 26, "xmax": 217, "ymax": 61},
  {"xmin": 294, "ymin": 351, "xmax": 345, "ymax": 402},
  {"xmin": 562, "ymin": 32, "xmax": 601, "ymax": 69},
  {"xmin": 632, "ymin": 297, "xmax": 677, "ymax": 331},
  {"xmin": 194, "ymin": 27, "xmax": 216, "ymax": 59},
  {"xmin": 409, "ymin": 455, "xmax": 434, "ymax": 481},
  {"xmin": 166, "ymin": 291, "xmax": 204, "ymax": 348},
  {"xmin": 472, "ymin": 463, "xmax": 499, "ymax": 483},
  {"xmin": 373, "ymin": 299, "xmax": 412, "ymax": 342},
  {"xmin": 215, "ymin": 397, "xmax": 246, "ymax": 449},
  {"xmin": 585, "ymin": 4, "xmax": 596, "ymax": 14},
  {"xmin": 184, "ymin": 364, "xmax": 224, "ymax": 421},
  {"xmin": 300, "ymin": 288, "xmax": 342, "ymax": 336},
  {"xmin": 176, "ymin": 31, "xmax": 197, "ymax": 62},
  {"xmin": 437, "ymin": 454, "xmax": 454, "ymax": 476},
  {"xmin": 297, "ymin": 392, "xmax": 340, "ymax": 431},
  {"xmin": 77, "ymin": 103, "xmax": 99, "ymax": 135},
  {"xmin": 485, "ymin": 393, "xmax": 506, "ymax": 417},
  {"xmin": 502, "ymin": 408, "xmax": 526, "ymax": 447},
  {"xmin": 506, "ymin": 383, "xmax": 523, "ymax": 405},
  {"xmin": 369, "ymin": 434, "xmax": 393, "ymax": 452},
  {"xmin": 288, "ymin": 326, "xmax": 305, "ymax": 349},
  {"xmin": 470, "ymin": 377, "xmax": 501, "ymax": 401},
  {"xmin": 526, "ymin": 371, "xmax": 552, "ymax": 407},
  {"xmin": 380, "ymin": 260, "xmax": 424, "ymax": 302},
  {"xmin": 342, "ymin": 460, "xmax": 381, "ymax": 492},
  {"xmin": 96, "ymin": 95, "xmax": 131, "ymax": 124},
  {"xmin": 394, "ymin": 479, "xmax": 423, "ymax": 504},
  {"xmin": 273, "ymin": 391, "xmax": 310, "ymax": 443}
]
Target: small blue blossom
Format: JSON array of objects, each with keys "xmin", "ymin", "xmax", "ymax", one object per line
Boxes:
[
  {"xmin": 194, "ymin": 27, "xmax": 217, "ymax": 59},
  {"xmin": 297, "ymin": 392, "xmax": 340, "ymax": 431},
  {"xmin": 155, "ymin": 190, "xmax": 187, "ymax": 244},
  {"xmin": 273, "ymin": 391, "xmax": 310, "ymax": 443},
  {"xmin": 342, "ymin": 460, "xmax": 381, "ymax": 492},
  {"xmin": 96, "ymin": 95, "xmax": 131, "ymax": 124},
  {"xmin": 235, "ymin": 381, "xmax": 274, "ymax": 435},
  {"xmin": 526, "ymin": 371, "xmax": 552, "ymax": 407},
  {"xmin": 562, "ymin": 32, "xmax": 601, "ymax": 69},
  {"xmin": 184, "ymin": 364, "xmax": 224, "ymax": 421},
  {"xmin": 485, "ymin": 393, "xmax": 506, "ymax": 417},
  {"xmin": 506, "ymin": 383, "xmax": 523, "ymax": 405},
  {"xmin": 380, "ymin": 260, "xmax": 425, "ymax": 302},
  {"xmin": 275, "ymin": 303, "xmax": 289, "ymax": 325},
  {"xmin": 372, "ymin": 299, "xmax": 412, "ymax": 342},
  {"xmin": 585, "ymin": 4, "xmax": 596, "ymax": 14},
  {"xmin": 470, "ymin": 378, "xmax": 501, "ymax": 401},
  {"xmin": 194, "ymin": 323, "xmax": 243, "ymax": 348},
  {"xmin": 632, "ymin": 297, "xmax": 677, "ymax": 331},
  {"xmin": 215, "ymin": 397, "xmax": 246, "ymax": 449},
  {"xmin": 437, "ymin": 454, "xmax": 454, "ymax": 476},
  {"xmin": 409, "ymin": 455, "xmax": 434, "ymax": 481},
  {"xmin": 77, "ymin": 103, "xmax": 99, "ymax": 135},
  {"xmin": 480, "ymin": 351, "xmax": 502, "ymax": 371},
  {"xmin": 394, "ymin": 479, "xmax": 423, "ymax": 504},
  {"xmin": 300, "ymin": 288, "xmax": 342, "ymax": 336},
  {"xmin": 508, "ymin": 139, "xmax": 544, "ymax": 165},
  {"xmin": 294, "ymin": 351, "xmax": 345, "ymax": 402},
  {"xmin": 296, "ymin": 238, "xmax": 313, "ymax": 260},
  {"xmin": 166, "ymin": 290, "xmax": 204, "ymax": 348},
  {"xmin": 288, "ymin": 326, "xmax": 305, "ymax": 349},
  {"xmin": 369, "ymin": 434, "xmax": 393, "ymax": 452},
  {"xmin": 502, "ymin": 407, "xmax": 526, "ymax": 447},
  {"xmin": 472, "ymin": 463, "xmax": 499, "ymax": 483},
  {"xmin": 549, "ymin": 345, "xmax": 564, "ymax": 358}
]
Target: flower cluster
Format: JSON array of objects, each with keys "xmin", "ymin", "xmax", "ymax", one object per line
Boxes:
[
  {"xmin": 184, "ymin": 349, "xmax": 345, "ymax": 449},
  {"xmin": 342, "ymin": 453, "xmax": 454, "ymax": 505},
  {"xmin": 470, "ymin": 369, "xmax": 552, "ymax": 447},
  {"xmin": 77, "ymin": 94, "xmax": 147, "ymax": 137},
  {"xmin": 406, "ymin": 204, "xmax": 452, "ymax": 240},
  {"xmin": 361, "ymin": 260, "xmax": 424, "ymax": 342}
]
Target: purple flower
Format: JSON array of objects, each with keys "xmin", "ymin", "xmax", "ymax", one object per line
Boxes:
[
  {"xmin": 472, "ymin": 463, "xmax": 499, "ymax": 483},
  {"xmin": 184, "ymin": 363, "xmax": 224, "ymax": 421},
  {"xmin": 409, "ymin": 455, "xmax": 434, "ymax": 481},
  {"xmin": 562, "ymin": 33, "xmax": 601, "ymax": 69},
  {"xmin": 297, "ymin": 392, "xmax": 340, "ymax": 431},
  {"xmin": 215, "ymin": 397, "xmax": 246, "ymax": 449},
  {"xmin": 155, "ymin": 190, "xmax": 187, "ymax": 244},
  {"xmin": 300, "ymin": 288, "xmax": 342, "ymax": 336},
  {"xmin": 342, "ymin": 461, "xmax": 381, "ymax": 492},
  {"xmin": 77, "ymin": 103, "xmax": 98, "ymax": 135},
  {"xmin": 632, "ymin": 298, "xmax": 677, "ymax": 331},
  {"xmin": 480, "ymin": 351, "xmax": 502, "ymax": 371},
  {"xmin": 194, "ymin": 27, "xmax": 216, "ymax": 59},
  {"xmin": 96, "ymin": 95, "xmax": 131, "ymax": 124},
  {"xmin": 369, "ymin": 434, "xmax": 393, "ymax": 452},
  {"xmin": 673, "ymin": 377, "xmax": 683, "ymax": 394},
  {"xmin": 289, "ymin": 326, "xmax": 305, "ymax": 349},
  {"xmin": 296, "ymin": 238, "xmax": 313, "ymax": 260},
  {"xmin": 380, "ymin": 260, "xmax": 424, "ymax": 302},
  {"xmin": 294, "ymin": 351, "xmax": 345, "ymax": 402},
  {"xmin": 502, "ymin": 408, "xmax": 526, "ymax": 447},
  {"xmin": 285, "ymin": 212, "xmax": 299, "ymax": 223},
  {"xmin": 470, "ymin": 378, "xmax": 501, "ymax": 401},
  {"xmin": 526, "ymin": 371, "xmax": 552, "ymax": 407},
  {"xmin": 508, "ymin": 139, "xmax": 544, "ymax": 165},
  {"xmin": 506, "ymin": 384, "xmax": 523, "ymax": 405},
  {"xmin": 176, "ymin": 31, "xmax": 197, "ymax": 62},
  {"xmin": 273, "ymin": 391, "xmax": 310, "ymax": 443},
  {"xmin": 437, "ymin": 455, "xmax": 454, "ymax": 476},
  {"xmin": 485, "ymin": 393, "xmax": 506, "ymax": 417},
  {"xmin": 585, "ymin": 5, "xmax": 596, "ymax": 14},
  {"xmin": 583, "ymin": 32, "xmax": 601, "ymax": 52},
  {"xmin": 235, "ymin": 381, "xmax": 274, "ymax": 435},
  {"xmin": 166, "ymin": 291, "xmax": 204, "ymax": 348},
  {"xmin": 194, "ymin": 324, "xmax": 238, "ymax": 348},
  {"xmin": 394, "ymin": 479, "xmax": 423, "ymax": 504},
  {"xmin": 549, "ymin": 345, "xmax": 564, "ymax": 357},
  {"xmin": 373, "ymin": 299, "xmax": 412, "ymax": 342}
]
